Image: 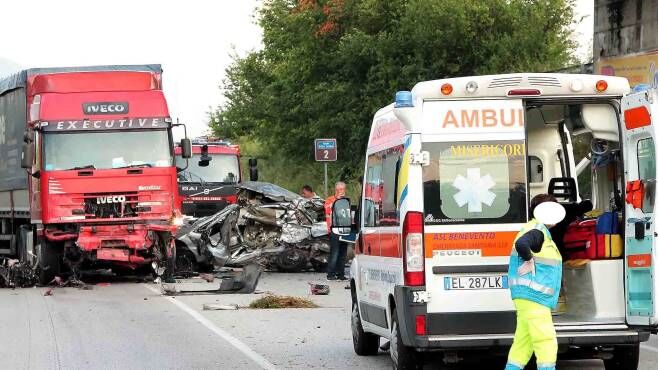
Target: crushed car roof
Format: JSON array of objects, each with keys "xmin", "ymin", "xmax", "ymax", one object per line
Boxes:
[{"xmin": 238, "ymin": 181, "xmax": 301, "ymax": 202}]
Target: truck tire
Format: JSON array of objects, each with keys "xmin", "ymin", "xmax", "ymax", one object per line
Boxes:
[
  {"xmin": 275, "ymin": 248, "xmax": 308, "ymax": 273},
  {"xmin": 351, "ymin": 301, "xmax": 379, "ymax": 356},
  {"xmin": 391, "ymin": 309, "xmax": 422, "ymax": 370},
  {"xmin": 604, "ymin": 344, "xmax": 640, "ymax": 370},
  {"xmin": 38, "ymin": 240, "xmax": 61, "ymax": 286}
]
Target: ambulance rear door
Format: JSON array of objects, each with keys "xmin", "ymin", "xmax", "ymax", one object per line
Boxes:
[
  {"xmin": 621, "ymin": 88, "xmax": 658, "ymax": 328},
  {"xmin": 420, "ymin": 99, "xmax": 527, "ymax": 325}
]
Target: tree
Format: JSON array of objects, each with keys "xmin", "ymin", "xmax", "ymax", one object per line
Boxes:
[{"xmin": 211, "ymin": 0, "xmax": 577, "ymax": 184}]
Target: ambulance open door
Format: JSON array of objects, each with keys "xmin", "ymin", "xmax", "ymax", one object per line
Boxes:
[{"xmin": 621, "ymin": 88, "xmax": 658, "ymax": 328}]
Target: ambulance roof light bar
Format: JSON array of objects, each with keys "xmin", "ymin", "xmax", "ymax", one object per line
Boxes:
[
  {"xmin": 395, "ymin": 91, "xmax": 414, "ymax": 108},
  {"xmin": 632, "ymin": 84, "xmax": 652, "ymax": 93}
]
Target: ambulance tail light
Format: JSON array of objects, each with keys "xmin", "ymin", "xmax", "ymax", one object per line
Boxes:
[
  {"xmin": 595, "ymin": 80, "xmax": 608, "ymax": 93},
  {"xmin": 403, "ymin": 211, "xmax": 425, "ymax": 286},
  {"xmin": 507, "ymin": 89, "xmax": 541, "ymax": 96},
  {"xmin": 415, "ymin": 315, "xmax": 427, "ymax": 336}
]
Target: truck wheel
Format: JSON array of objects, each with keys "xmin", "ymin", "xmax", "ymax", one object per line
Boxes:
[
  {"xmin": 275, "ymin": 248, "xmax": 308, "ymax": 272},
  {"xmin": 38, "ymin": 241, "xmax": 62, "ymax": 286},
  {"xmin": 352, "ymin": 301, "xmax": 379, "ymax": 355},
  {"xmin": 604, "ymin": 344, "xmax": 640, "ymax": 370},
  {"xmin": 391, "ymin": 309, "xmax": 422, "ymax": 370}
]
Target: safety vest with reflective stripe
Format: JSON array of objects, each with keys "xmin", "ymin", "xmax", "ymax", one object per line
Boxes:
[{"xmin": 508, "ymin": 219, "xmax": 562, "ymax": 309}]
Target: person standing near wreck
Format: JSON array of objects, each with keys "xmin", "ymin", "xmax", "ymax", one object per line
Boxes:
[
  {"xmin": 324, "ymin": 181, "xmax": 348, "ymax": 281},
  {"xmin": 301, "ymin": 184, "xmax": 318, "ymax": 199}
]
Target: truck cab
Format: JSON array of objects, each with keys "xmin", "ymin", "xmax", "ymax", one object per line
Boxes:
[
  {"xmin": 346, "ymin": 74, "xmax": 658, "ymax": 369},
  {"xmin": 175, "ymin": 138, "xmax": 241, "ymax": 218},
  {"xmin": 0, "ymin": 65, "xmax": 191, "ymax": 284}
]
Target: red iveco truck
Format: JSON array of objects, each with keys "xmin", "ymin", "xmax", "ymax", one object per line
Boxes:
[
  {"xmin": 0, "ymin": 65, "xmax": 191, "ymax": 284},
  {"xmin": 175, "ymin": 138, "xmax": 242, "ymax": 217}
]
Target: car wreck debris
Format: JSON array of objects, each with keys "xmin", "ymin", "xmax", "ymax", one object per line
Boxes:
[
  {"xmin": 175, "ymin": 182, "xmax": 332, "ymax": 273},
  {"xmin": 0, "ymin": 258, "xmax": 37, "ymax": 288},
  {"xmin": 161, "ymin": 263, "xmax": 262, "ymax": 295}
]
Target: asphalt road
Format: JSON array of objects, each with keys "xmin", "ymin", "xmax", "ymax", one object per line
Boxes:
[{"xmin": 1, "ymin": 272, "xmax": 657, "ymax": 369}]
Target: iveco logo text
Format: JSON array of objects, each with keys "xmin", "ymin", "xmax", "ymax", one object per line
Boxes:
[
  {"xmin": 83, "ymin": 102, "xmax": 129, "ymax": 115},
  {"xmin": 96, "ymin": 195, "xmax": 126, "ymax": 204},
  {"xmin": 437, "ymin": 249, "xmax": 481, "ymax": 257}
]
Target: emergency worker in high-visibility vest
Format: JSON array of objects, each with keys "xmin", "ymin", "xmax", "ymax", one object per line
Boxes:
[{"xmin": 505, "ymin": 194, "xmax": 566, "ymax": 370}]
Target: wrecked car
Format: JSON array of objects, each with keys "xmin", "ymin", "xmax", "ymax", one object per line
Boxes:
[{"xmin": 175, "ymin": 181, "xmax": 331, "ymax": 273}]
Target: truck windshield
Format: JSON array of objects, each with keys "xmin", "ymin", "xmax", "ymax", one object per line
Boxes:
[
  {"xmin": 422, "ymin": 140, "xmax": 527, "ymax": 225},
  {"xmin": 177, "ymin": 154, "xmax": 240, "ymax": 183},
  {"xmin": 43, "ymin": 130, "xmax": 172, "ymax": 171}
]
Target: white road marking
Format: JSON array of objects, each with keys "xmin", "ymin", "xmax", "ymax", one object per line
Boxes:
[
  {"xmin": 142, "ymin": 284, "xmax": 276, "ymax": 370},
  {"xmin": 641, "ymin": 344, "xmax": 658, "ymax": 354}
]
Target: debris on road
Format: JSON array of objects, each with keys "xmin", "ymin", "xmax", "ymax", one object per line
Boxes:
[
  {"xmin": 203, "ymin": 303, "xmax": 239, "ymax": 311},
  {"xmin": 0, "ymin": 258, "xmax": 37, "ymax": 288},
  {"xmin": 249, "ymin": 295, "xmax": 318, "ymax": 309},
  {"xmin": 43, "ymin": 288, "xmax": 54, "ymax": 296},
  {"xmin": 309, "ymin": 282, "xmax": 330, "ymax": 295},
  {"xmin": 161, "ymin": 264, "xmax": 263, "ymax": 295},
  {"xmin": 199, "ymin": 273, "xmax": 215, "ymax": 283}
]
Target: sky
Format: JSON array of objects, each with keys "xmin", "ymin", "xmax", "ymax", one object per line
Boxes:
[
  {"xmin": 0, "ymin": 0, "xmax": 592, "ymax": 138},
  {"xmin": 0, "ymin": 0, "xmax": 262, "ymax": 138}
]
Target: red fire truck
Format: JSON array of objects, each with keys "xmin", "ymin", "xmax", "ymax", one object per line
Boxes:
[
  {"xmin": 0, "ymin": 65, "xmax": 191, "ymax": 284},
  {"xmin": 175, "ymin": 138, "xmax": 242, "ymax": 217}
]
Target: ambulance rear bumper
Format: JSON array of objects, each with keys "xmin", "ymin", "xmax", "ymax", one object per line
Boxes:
[
  {"xmin": 393, "ymin": 286, "xmax": 650, "ymax": 351},
  {"xmin": 419, "ymin": 330, "xmax": 649, "ymax": 350}
]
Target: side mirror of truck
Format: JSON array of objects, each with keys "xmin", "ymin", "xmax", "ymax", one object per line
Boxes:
[
  {"xmin": 331, "ymin": 198, "xmax": 352, "ymax": 235},
  {"xmin": 181, "ymin": 138, "xmax": 192, "ymax": 159},
  {"xmin": 23, "ymin": 131, "xmax": 34, "ymax": 143},
  {"xmin": 248, "ymin": 158, "xmax": 258, "ymax": 181},
  {"xmin": 21, "ymin": 143, "xmax": 34, "ymax": 169}
]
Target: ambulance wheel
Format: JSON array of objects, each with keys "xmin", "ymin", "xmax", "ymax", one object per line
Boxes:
[
  {"xmin": 391, "ymin": 309, "xmax": 422, "ymax": 369},
  {"xmin": 351, "ymin": 301, "xmax": 379, "ymax": 355},
  {"xmin": 38, "ymin": 240, "xmax": 62, "ymax": 286},
  {"xmin": 604, "ymin": 344, "xmax": 639, "ymax": 370}
]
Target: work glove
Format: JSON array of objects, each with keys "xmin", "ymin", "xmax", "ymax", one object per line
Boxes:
[{"xmin": 517, "ymin": 258, "xmax": 536, "ymax": 276}]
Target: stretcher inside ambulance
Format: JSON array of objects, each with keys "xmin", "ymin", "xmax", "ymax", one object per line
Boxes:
[{"xmin": 348, "ymin": 74, "xmax": 657, "ymax": 369}]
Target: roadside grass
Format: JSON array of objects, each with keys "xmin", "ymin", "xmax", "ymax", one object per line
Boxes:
[{"xmin": 249, "ymin": 295, "xmax": 318, "ymax": 309}]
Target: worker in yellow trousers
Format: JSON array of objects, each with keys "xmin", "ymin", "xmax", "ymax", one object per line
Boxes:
[{"xmin": 505, "ymin": 194, "xmax": 565, "ymax": 370}]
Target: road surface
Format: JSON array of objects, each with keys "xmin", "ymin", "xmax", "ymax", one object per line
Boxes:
[{"xmin": 1, "ymin": 272, "xmax": 657, "ymax": 369}]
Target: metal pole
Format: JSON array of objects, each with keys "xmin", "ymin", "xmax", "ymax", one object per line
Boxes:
[{"xmin": 324, "ymin": 162, "xmax": 328, "ymax": 197}]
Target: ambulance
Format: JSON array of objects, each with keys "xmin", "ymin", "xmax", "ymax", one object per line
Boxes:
[{"xmin": 337, "ymin": 74, "xmax": 658, "ymax": 369}]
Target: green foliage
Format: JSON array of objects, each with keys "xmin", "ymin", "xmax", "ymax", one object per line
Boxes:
[
  {"xmin": 212, "ymin": 0, "xmax": 578, "ymax": 185},
  {"xmin": 238, "ymin": 136, "xmax": 361, "ymax": 198}
]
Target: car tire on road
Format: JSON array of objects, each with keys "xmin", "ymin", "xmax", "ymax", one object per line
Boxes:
[
  {"xmin": 38, "ymin": 240, "xmax": 62, "ymax": 286},
  {"xmin": 351, "ymin": 301, "xmax": 379, "ymax": 356},
  {"xmin": 275, "ymin": 248, "xmax": 308, "ymax": 273},
  {"xmin": 604, "ymin": 343, "xmax": 640, "ymax": 370},
  {"xmin": 391, "ymin": 309, "xmax": 422, "ymax": 370}
]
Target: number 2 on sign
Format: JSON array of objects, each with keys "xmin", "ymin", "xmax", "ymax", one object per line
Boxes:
[{"xmin": 323, "ymin": 150, "xmax": 329, "ymax": 159}]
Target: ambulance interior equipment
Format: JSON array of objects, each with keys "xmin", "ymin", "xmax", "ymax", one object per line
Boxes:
[{"xmin": 526, "ymin": 101, "xmax": 629, "ymax": 327}]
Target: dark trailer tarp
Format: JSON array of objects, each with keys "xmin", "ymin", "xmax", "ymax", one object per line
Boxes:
[{"xmin": 0, "ymin": 64, "xmax": 162, "ymax": 192}]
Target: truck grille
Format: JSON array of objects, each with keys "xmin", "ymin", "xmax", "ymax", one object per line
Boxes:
[{"xmin": 83, "ymin": 192, "xmax": 139, "ymax": 219}]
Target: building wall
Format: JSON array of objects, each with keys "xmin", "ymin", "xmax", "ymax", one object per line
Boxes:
[{"xmin": 594, "ymin": 0, "xmax": 658, "ymax": 58}]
